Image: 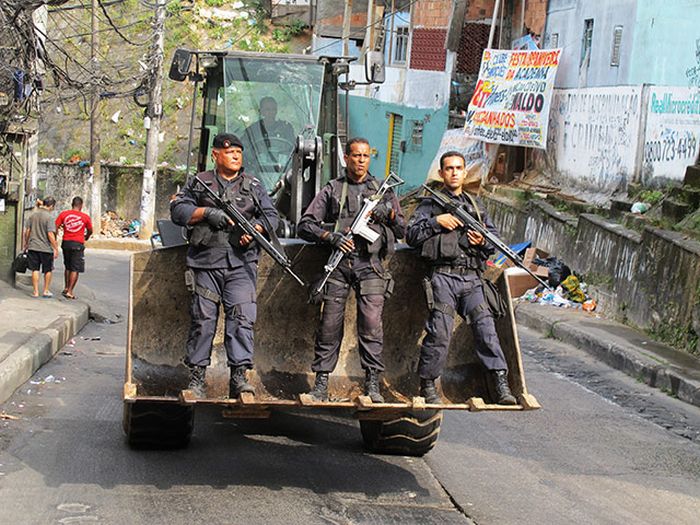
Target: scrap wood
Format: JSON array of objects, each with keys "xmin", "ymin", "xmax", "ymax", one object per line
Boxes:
[{"xmin": 0, "ymin": 413, "xmax": 19, "ymax": 420}]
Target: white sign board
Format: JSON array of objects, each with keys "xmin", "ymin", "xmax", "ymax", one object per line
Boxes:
[
  {"xmin": 642, "ymin": 87, "xmax": 700, "ymax": 181},
  {"xmin": 465, "ymin": 48, "xmax": 561, "ymax": 149}
]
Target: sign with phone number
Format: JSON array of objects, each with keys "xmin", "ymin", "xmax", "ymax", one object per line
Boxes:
[{"xmin": 643, "ymin": 87, "xmax": 700, "ymax": 180}]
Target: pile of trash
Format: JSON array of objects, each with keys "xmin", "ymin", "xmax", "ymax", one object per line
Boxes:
[
  {"xmin": 518, "ymin": 274, "xmax": 597, "ymax": 312},
  {"xmin": 514, "ymin": 256, "xmax": 596, "ymax": 311},
  {"xmin": 100, "ymin": 211, "xmax": 141, "ymax": 237}
]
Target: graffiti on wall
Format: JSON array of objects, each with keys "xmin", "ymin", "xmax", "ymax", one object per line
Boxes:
[
  {"xmin": 642, "ymin": 87, "xmax": 700, "ymax": 181},
  {"xmin": 686, "ymin": 39, "xmax": 700, "ymax": 87},
  {"xmin": 546, "ymin": 86, "xmax": 642, "ymax": 191}
]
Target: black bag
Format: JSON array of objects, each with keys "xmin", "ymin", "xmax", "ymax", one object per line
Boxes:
[
  {"xmin": 12, "ymin": 252, "xmax": 28, "ymax": 274},
  {"xmin": 482, "ymin": 278, "xmax": 507, "ymax": 318}
]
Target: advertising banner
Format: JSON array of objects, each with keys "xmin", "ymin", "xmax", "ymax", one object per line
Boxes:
[{"xmin": 465, "ymin": 48, "xmax": 562, "ymax": 149}]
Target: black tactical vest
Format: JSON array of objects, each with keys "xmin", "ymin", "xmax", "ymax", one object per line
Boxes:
[{"xmin": 188, "ymin": 170, "xmax": 256, "ymax": 248}]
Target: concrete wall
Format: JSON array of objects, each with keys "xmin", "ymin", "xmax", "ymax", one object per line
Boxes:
[
  {"xmin": 544, "ymin": 0, "xmax": 637, "ymax": 88},
  {"xmin": 629, "ymin": 0, "xmax": 700, "ymax": 87},
  {"xmin": 38, "ymin": 162, "xmax": 180, "ymax": 225},
  {"xmin": 485, "ymin": 195, "xmax": 700, "ymax": 353},
  {"xmin": 546, "ymin": 86, "xmax": 643, "ymax": 195}
]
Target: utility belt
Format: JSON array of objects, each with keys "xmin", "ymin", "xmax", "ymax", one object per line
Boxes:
[{"xmin": 430, "ymin": 264, "xmax": 479, "ymax": 276}]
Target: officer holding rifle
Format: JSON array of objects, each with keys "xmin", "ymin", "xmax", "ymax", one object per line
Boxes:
[
  {"xmin": 297, "ymin": 137, "xmax": 406, "ymax": 403},
  {"xmin": 406, "ymin": 151, "xmax": 517, "ymax": 405},
  {"xmin": 171, "ymin": 133, "xmax": 279, "ymax": 399}
]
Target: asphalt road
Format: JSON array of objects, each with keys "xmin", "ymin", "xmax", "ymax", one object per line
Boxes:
[{"xmin": 1, "ymin": 250, "xmax": 699, "ymax": 524}]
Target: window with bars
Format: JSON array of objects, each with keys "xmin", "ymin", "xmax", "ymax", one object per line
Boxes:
[
  {"xmin": 580, "ymin": 19, "xmax": 594, "ymax": 69},
  {"xmin": 550, "ymin": 33, "xmax": 559, "ymax": 48},
  {"xmin": 611, "ymin": 26, "xmax": 623, "ymax": 66},
  {"xmin": 394, "ymin": 27, "xmax": 409, "ymax": 64}
]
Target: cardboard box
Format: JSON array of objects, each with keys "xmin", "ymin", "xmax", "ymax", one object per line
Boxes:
[{"xmin": 506, "ymin": 267, "xmax": 548, "ymax": 298}]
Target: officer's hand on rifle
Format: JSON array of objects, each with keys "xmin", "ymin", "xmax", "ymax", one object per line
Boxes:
[
  {"xmin": 239, "ymin": 224, "xmax": 265, "ymax": 246},
  {"xmin": 370, "ymin": 202, "xmax": 395, "ymax": 224},
  {"xmin": 328, "ymin": 232, "xmax": 355, "ymax": 253},
  {"xmin": 203, "ymin": 207, "xmax": 233, "ymax": 230},
  {"xmin": 467, "ymin": 229, "xmax": 486, "ymax": 246},
  {"xmin": 436, "ymin": 213, "xmax": 464, "ymax": 231}
]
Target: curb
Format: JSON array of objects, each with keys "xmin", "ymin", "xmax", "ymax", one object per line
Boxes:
[
  {"xmin": 515, "ymin": 305, "xmax": 700, "ymax": 409},
  {"xmin": 0, "ymin": 305, "xmax": 89, "ymax": 404},
  {"xmin": 86, "ymin": 237, "xmax": 152, "ymax": 251}
]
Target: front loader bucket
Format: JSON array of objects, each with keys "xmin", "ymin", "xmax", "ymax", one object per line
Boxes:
[{"xmin": 124, "ymin": 242, "xmax": 538, "ymax": 412}]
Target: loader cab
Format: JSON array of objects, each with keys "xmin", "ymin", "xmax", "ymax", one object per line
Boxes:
[
  {"xmin": 169, "ymin": 49, "xmax": 375, "ymax": 230},
  {"xmin": 197, "ymin": 52, "xmax": 328, "ymax": 190}
]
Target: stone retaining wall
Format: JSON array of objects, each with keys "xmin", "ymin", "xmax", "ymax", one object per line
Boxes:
[{"xmin": 485, "ymin": 195, "xmax": 700, "ymax": 354}]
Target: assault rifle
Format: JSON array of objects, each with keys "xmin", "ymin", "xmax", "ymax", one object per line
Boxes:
[
  {"xmin": 312, "ymin": 172, "xmax": 405, "ymax": 296},
  {"xmin": 194, "ymin": 175, "xmax": 306, "ymax": 287},
  {"xmin": 422, "ymin": 184, "xmax": 551, "ymax": 290}
]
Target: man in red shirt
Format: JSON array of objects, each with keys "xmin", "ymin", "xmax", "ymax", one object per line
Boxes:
[{"xmin": 55, "ymin": 196, "xmax": 93, "ymax": 299}]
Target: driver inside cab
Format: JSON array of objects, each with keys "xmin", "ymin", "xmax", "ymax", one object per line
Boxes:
[{"xmin": 243, "ymin": 96, "xmax": 295, "ymax": 152}]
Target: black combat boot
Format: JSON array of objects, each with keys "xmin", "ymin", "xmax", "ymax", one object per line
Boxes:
[
  {"xmin": 308, "ymin": 372, "xmax": 329, "ymax": 402},
  {"xmin": 364, "ymin": 368, "xmax": 384, "ymax": 403},
  {"xmin": 229, "ymin": 366, "xmax": 255, "ymax": 398},
  {"xmin": 420, "ymin": 378, "xmax": 441, "ymax": 404},
  {"xmin": 488, "ymin": 369, "xmax": 517, "ymax": 405},
  {"xmin": 187, "ymin": 365, "xmax": 207, "ymax": 398}
]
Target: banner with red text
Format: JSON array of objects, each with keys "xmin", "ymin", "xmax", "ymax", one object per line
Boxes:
[{"xmin": 465, "ymin": 48, "xmax": 562, "ymax": 149}]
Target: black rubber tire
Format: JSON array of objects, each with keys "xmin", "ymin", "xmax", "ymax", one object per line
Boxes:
[
  {"xmin": 359, "ymin": 410, "xmax": 442, "ymax": 456},
  {"xmin": 123, "ymin": 401, "xmax": 194, "ymax": 449}
]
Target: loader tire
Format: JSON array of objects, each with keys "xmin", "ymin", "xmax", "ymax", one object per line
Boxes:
[
  {"xmin": 123, "ymin": 401, "xmax": 194, "ymax": 449},
  {"xmin": 359, "ymin": 410, "xmax": 442, "ymax": 456}
]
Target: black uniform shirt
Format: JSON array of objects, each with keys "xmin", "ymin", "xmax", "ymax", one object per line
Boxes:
[
  {"xmin": 170, "ymin": 169, "xmax": 279, "ymax": 269},
  {"xmin": 406, "ymin": 188, "xmax": 498, "ymax": 265}
]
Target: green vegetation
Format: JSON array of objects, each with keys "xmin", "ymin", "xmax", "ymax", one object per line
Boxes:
[
  {"xmin": 638, "ymin": 189, "xmax": 664, "ymax": 205},
  {"xmin": 647, "ymin": 322, "xmax": 699, "ymax": 357},
  {"xmin": 272, "ymin": 19, "xmax": 307, "ymax": 42}
]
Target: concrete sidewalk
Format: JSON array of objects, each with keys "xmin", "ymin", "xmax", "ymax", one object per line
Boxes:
[
  {"xmin": 516, "ymin": 302, "xmax": 700, "ymax": 408},
  {"xmin": 0, "ymin": 280, "xmax": 89, "ymax": 404}
]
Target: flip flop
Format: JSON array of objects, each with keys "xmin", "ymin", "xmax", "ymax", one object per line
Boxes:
[
  {"xmin": 61, "ymin": 291, "xmax": 76, "ymax": 300},
  {"xmin": 42, "ymin": 292, "xmax": 54, "ymax": 298}
]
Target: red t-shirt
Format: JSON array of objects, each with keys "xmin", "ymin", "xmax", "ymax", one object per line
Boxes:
[{"xmin": 56, "ymin": 210, "xmax": 93, "ymax": 243}]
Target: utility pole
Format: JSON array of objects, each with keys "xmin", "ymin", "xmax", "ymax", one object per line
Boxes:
[
  {"xmin": 488, "ymin": 0, "xmax": 502, "ymax": 48},
  {"xmin": 90, "ymin": 0, "xmax": 101, "ymax": 234},
  {"xmin": 139, "ymin": 0, "xmax": 166, "ymax": 240},
  {"xmin": 342, "ymin": 0, "xmax": 353, "ymax": 55}
]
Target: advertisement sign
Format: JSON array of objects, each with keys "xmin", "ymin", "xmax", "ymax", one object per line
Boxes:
[
  {"xmin": 642, "ymin": 87, "xmax": 700, "ymax": 181},
  {"xmin": 465, "ymin": 48, "xmax": 562, "ymax": 149}
]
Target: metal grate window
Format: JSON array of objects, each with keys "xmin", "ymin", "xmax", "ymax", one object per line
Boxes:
[
  {"xmin": 580, "ymin": 19, "xmax": 594, "ymax": 68},
  {"xmin": 550, "ymin": 33, "xmax": 559, "ymax": 48},
  {"xmin": 386, "ymin": 113, "xmax": 403, "ymax": 176},
  {"xmin": 394, "ymin": 27, "xmax": 409, "ymax": 64},
  {"xmin": 611, "ymin": 26, "xmax": 623, "ymax": 66}
]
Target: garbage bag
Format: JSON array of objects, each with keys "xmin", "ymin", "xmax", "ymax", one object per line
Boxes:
[
  {"xmin": 560, "ymin": 275, "xmax": 586, "ymax": 303},
  {"xmin": 533, "ymin": 256, "xmax": 571, "ymax": 288},
  {"xmin": 12, "ymin": 252, "xmax": 28, "ymax": 273}
]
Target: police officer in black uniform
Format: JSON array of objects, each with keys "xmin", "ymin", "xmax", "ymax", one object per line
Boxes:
[
  {"xmin": 406, "ymin": 151, "xmax": 516, "ymax": 405},
  {"xmin": 297, "ymin": 137, "xmax": 406, "ymax": 403},
  {"xmin": 171, "ymin": 133, "xmax": 278, "ymax": 398}
]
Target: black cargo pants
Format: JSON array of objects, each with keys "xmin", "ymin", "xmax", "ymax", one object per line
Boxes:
[
  {"xmin": 185, "ymin": 265, "xmax": 257, "ymax": 368},
  {"xmin": 312, "ymin": 258, "xmax": 390, "ymax": 373},
  {"xmin": 418, "ymin": 271, "xmax": 508, "ymax": 379}
]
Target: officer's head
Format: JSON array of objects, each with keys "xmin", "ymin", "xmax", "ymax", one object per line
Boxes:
[
  {"xmin": 439, "ymin": 151, "xmax": 466, "ymax": 192},
  {"xmin": 345, "ymin": 137, "xmax": 371, "ymax": 182},
  {"xmin": 211, "ymin": 133, "xmax": 244, "ymax": 177},
  {"xmin": 260, "ymin": 96, "xmax": 278, "ymax": 122}
]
